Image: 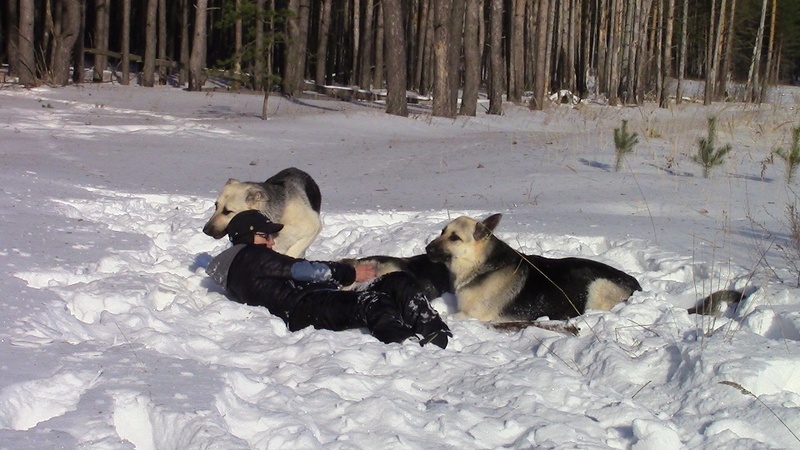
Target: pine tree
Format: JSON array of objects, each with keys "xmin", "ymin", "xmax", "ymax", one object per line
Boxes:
[
  {"xmin": 613, "ymin": 120, "xmax": 639, "ymax": 172},
  {"xmin": 693, "ymin": 117, "xmax": 732, "ymax": 178},
  {"xmin": 775, "ymin": 126, "xmax": 800, "ymax": 183}
]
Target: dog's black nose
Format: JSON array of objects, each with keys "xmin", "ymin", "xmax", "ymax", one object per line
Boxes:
[{"xmin": 425, "ymin": 242, "xmax": 445, "ymax": 261}]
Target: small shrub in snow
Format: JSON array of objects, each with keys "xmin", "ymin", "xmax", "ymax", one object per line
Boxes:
[
  {"xmin": 774, "ymin": 126, "xmax": 800, "ymax": 183},
  {"xmin": 613, "ymin": 119, "xmax": 639, "ymax": 172},
  {"xmin": 693, "ymin": 117, "xmax": 731, "ymax": 179}
]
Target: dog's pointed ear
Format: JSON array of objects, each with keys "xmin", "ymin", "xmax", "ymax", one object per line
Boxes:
[
  {"xmin": 225, "ymin": 178, "xmax": 240, "ymax": 185},
  {"xmin": 474, "ymin": 214, "xmax": 501, "ymax": 241},
  {"xmin": 246, "ymin": 188, "xmax": 265, "ymax": 204},
  {"xmin": 482, "ymin": 214, "xmax": 502, "ymax": 232}
]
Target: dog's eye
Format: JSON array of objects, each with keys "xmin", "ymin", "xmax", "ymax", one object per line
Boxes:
[
  {"xmin": 222, "ymin": 208, "xmax": 233, "ymax": 215},
  {"xmin": 448, "ymin": 234, "xmax": 461, "ymax": 242}
]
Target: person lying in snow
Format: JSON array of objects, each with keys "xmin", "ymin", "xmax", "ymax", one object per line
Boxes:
[{"xmin": 206, "ymin": 209, "xmax": 451, "ymax": 348}]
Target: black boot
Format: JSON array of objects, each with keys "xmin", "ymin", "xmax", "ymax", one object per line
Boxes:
[{"xmin": 357, "ymin": 291, "xmax": 416, "ymax": 344}]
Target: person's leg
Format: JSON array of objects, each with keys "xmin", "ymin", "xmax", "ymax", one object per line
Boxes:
[
  {"xmin": 286, "ymin": 290, "xmax": 362, "ymax": 332},
  {"xmin": 287, "ymin": 289, "xmax": 416, "ymax": 345},
  {"xmin": 365, "ymin": 272, "xmax": 451, "ymax": 348}
]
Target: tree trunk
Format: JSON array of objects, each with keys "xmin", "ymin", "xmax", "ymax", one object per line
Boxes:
[
  {"xmin": 745, "ymin": 0, "xmax": 768, "ymax": 102},
  {"xmin": 158, "ymin": 0, "xmax": 166, "ymax": 82},
  {"xmin": 659, "ymin": 0, "xmax": 675, "ymax": 107},
  {"xmin": 51, "ymin": 0, "xmax": 81, "ymax": 86},
  {"xmin": 6, "ymin": 0, "xmax": 19, "ymax": 77},
  {"xmin": 460, "ymin": 0, "xmax": 481, "ymax": 116},
  {"xmin": 413, "ymin": 0, "xmax": 431, "ymax": 92},
  {"xmin": 448, "ymin": 0, "xmax": 465, "ymax": 112},
  {"xmin": 189, "ymin": 0, "xmax": 208, "ymax": 91},
  {"xmin": 373, "ymin": 0, "xmax": 384, "ymax": 90},
  {"xmin": 675, "ymin": 0, "xmax": 687, "ymax": 104},
  {"xmin": 283, "ymin": 0, "xmax": 310, "ymax": 96},
  {"xmin": 719, "ymin": 0, "xmax": 737, "ymax": 100},
  {"xmin": 487, "ymin": 0, "xmax": 503, "ymax": 115},
  {"xmin": 531, "ymin": 0, "xmax": 550, "ymax": 110},
  {"xmin": 383, "ymin": 0, "xmax": 408, "ymax": 117},
  {"xmin": 18, "ymin": 0, "xmax": 37, "ymax": 86},
  {"xmin": 71, "ymin": 0, "xmax": 85, "ymax": 83},
  {"xmin": 352, "ymin": 0, "xmax": 360, "ymax": 85},
  {"xmin": 508, "ymin": 0, "xmax": 526, "ymax": 103},
  {"xmin": 432, "ymin": 0, "xmax": 454, "ymax": 117},
  {"xmin": 316, "ymin": 0, "xmax": 332, "ymax": 86},
  {"xmin": 143, "ymin": 0, "xmax": 158, "ymax": 87},
  {"xmin": 359, "ymin": 0, "xmax": 375, "ymax": 89},
  {"xmin": 760, "ymin": 0, "xmax": 777, "ymax": 102},
  {"xmin": 179, "ymin": 0, "xmax": 190, "ymax": 86},
  {"xmin": 234, "ymin": 0, "xmax": 243, "ymax": 86},
  {"xmin": 93, "ymin": 0, "xmax": 109, "ymax": 82},
  {"xmin": 121, "ymin": 0, "xmax": 131, "ymax": 85}
]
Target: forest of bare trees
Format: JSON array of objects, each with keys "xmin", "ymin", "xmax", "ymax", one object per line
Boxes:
[{"xmin": 2, "ymin": 0, "xmax": 799, "ymax": 117}]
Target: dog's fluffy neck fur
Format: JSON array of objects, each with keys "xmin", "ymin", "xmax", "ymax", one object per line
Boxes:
[{"xmin": 449, "ymin": 237, "xmax": 527, "ymax": 321}]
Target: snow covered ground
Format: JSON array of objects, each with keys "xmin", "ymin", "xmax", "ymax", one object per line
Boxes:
[{"xmin": 0, "ymin": 83, "xmax": 799, "ymax": 449}]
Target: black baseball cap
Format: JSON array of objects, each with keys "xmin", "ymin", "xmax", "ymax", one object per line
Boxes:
[{"xmin": 227, "ymin": 210, "xmax": 284, "ymax": 245}]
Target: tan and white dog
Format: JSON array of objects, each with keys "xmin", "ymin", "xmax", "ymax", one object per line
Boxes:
[
  {"xmin": 203, "ymin": 167, "xmax": 321, "ymax": 258},
  {"xmin": 425, "ymin": 213, "xmax": 641, "ymax": 322}
]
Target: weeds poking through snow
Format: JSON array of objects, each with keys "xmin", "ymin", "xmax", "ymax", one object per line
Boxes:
[
  {"xmin": 693, "ymin": 117, "xmax": 732, "ymax": 178},
  {"xmin": 613, "ymin": 119, "xmax": 639, "ymax": 172},
  {"xmin": 774, "ymin": 126, "xmax": 800, "ymax": 183}
]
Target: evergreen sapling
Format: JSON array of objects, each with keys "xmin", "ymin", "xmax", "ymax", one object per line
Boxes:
[
  {"xmin": 774, "ymin": 126, "xmax": 800, "ymax": 183},
  {"xmin": 693, "ymin": 117, "xmax": 731, "ymax": 178},
  {"xmin": 613, "ymin": 119, "xmax": 639, "ymax": 172}
]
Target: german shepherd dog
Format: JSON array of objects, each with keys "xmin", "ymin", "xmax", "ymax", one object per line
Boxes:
[
  {"xmin": 425, "ymin": 213, "xmax": 642, "ymax": 322},
  {"xmin": 203, "ymin": 167, "xmax": 322, "ymax": 258}
]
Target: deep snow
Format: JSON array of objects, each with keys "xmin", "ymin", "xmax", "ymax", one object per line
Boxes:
[{"xmin": 0, "ymin": 83, "xmax": 799, "ymax": 449}]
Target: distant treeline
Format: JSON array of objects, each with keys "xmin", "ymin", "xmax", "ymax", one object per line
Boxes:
[{"xmin": 2, "ymin": 0, "xmax": 799, "ymax": 117}]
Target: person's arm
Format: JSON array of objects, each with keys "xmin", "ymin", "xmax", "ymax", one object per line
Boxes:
[
  {"xmin": 290, "ymin": 260, "xmax": 356, "ymax": 286},
  {"xmin": 245, "ymin": 246, "xmax": 357, "ymax": 286}
]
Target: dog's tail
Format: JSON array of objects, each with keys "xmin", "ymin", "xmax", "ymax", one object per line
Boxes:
[{"xmin": 687, "ymin": 290, "xmax": 747, "ymax": 316}]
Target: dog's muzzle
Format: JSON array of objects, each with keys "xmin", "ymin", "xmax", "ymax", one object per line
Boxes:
[{"xmin": 425, "ymin": 241, "xmax": 449, "ymax": 263}]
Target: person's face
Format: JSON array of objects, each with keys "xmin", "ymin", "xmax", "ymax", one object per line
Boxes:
[{"xmin": 253, "ymin": 232, "xmax": 276, "ymax": 248}]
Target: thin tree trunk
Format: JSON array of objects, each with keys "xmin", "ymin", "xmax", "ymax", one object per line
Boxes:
[
  {"xmin": 254, "ymin": 0, "xmax": 265, "ymax": 89},
  {"xmin": 373, "ymin": 1, "xmax": 384, "ymax": 90},
  {"xmin": 659, "ymin": 0, "xmax": 675, "ymax": 107},
  {"xmin": 760, "ymin": 0, "xmax": 777, "ymax": 102},
  {"xmin": 231, "ymin": 0, "xmax": 242, "ymax": 89},
  {"xmin": 352, "ymin": 0, "xmax": 360, "ymax": 85},
  {"xmin": 121, "ymin": 0, "xmax": 131, "ymax": 85},
  {"xmin": 413, "ymin": 0, "xmax": 430, "ymax": 92},
  {"xmin": 675, "ymin": 0, "xmax": 687, "ymax": 103},
  {"xmin": 6, "ymin": 0, "xmax": 19, "ymax": 77},
  {"xmin": 316, "ymin": 0, "xmax": 332, "ymax": 86},
  {"xmin": 460, "ymin": 0, "xmax": 481, "ymax": 116},
  {"xmin": 719, "ymin": 0, "xmax": 737, "ymax": 100},
  {"xmin": 179, "ymin": 0, "xmax": 190, "ymax": 86},
  {"xmin": 383, "ymin": 0, "xmax": 408, "ymax": 116},
  {"xmin": 262, "ymin": 0, "xmax": 276, "ymax": 119},
  {"xmin": 432, "ymin": 0, "xmax": 454, "ymax": 117},
  {"xmin": 18, "ymin": 0, "xmax": 37, "ymax": 86},
  {"xmin": 158, "ymin": 0, "xmax": 166, "ymax": 82},
  {"xmin": 531, "ymin": 0, "xmax": 550, "ymax": 110},
  {"xmin": 143, "ymin": 0, "xmax": 157, "ymax": 87},
  {"xmin": 487, "ymin": 0, "xmax": 503, "ymax": 115},
  {"xmin": 509, "ymin": 0, "xmax": 526, "ymax": 103},
  {"xmin": 359, "ymin": 0, "xmax": 375, "ymax": 89},
  {"xmin": 189, "ymin": 0, "xmax": 208, "ymax": 91},
  {"xmin": 448, "ymin": 0, "xmax": 465, "ymax": 112},
  {"xmin": 745, "ymin": 0, "xmax": 768, "ymax": 102},
  {"xmin": 71, "ymin": 0, "xmax": 85, "ymax": 83},
  {"xmin": 93, "ymin": 0, "xmax": 109, "ymax": 82}
]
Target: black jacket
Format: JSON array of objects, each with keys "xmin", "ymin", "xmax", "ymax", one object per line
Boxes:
[{"xmin": 207, "ymin": 244, "xmax": 357, "ymax": 322}]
